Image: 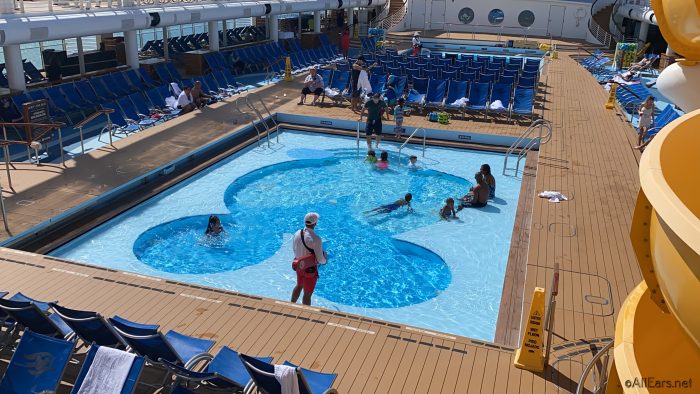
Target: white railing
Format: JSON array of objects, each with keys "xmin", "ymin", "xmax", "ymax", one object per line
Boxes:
[
  {"xmin": 502, "ymin": 119, "xmax": 552, "ymax": 176},
  {"xmin": 589, "ymin": 18, "xmax": 613, "ymax": 47},
  {"xmin": 373, "ymin": 0, "xmax": 407, "ymax": 31}
]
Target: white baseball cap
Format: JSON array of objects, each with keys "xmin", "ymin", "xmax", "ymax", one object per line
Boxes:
[{"xmin": 304, "ymin": 212, "xmax": 320, "ymax": 225}]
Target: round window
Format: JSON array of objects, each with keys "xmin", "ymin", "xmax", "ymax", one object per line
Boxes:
[
  {"xmin": 488, "ymin": 9, "xmax": 505, "ymax": 25},
  {"xmin": 518, "ymin": 10, "xmax": 535, "ymax": 27},
  {"xmin": 458, "ymin": 8, "xmax": 475, "ymax": 25}
]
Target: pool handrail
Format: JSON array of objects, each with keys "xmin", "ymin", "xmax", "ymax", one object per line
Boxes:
[
  {"xmin": 356, "ymin": 106, "xmax": 364, "ymax": 157},
  {"xmin": 397, "ymin": 127, "xmax": 426, "ymax": 165}
]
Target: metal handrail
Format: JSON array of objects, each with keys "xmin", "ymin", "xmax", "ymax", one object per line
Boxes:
[
  {"xmin": 243, "ymin": 95, "xmax": 269, "ymax": 148},
  {"xmin": 355, "ymin": 110, "xmax": 364, "ymax": 157},
  {"xmin": 247, "ymin": 92, "xmax": 279, "ymax": 143},
  {"xmin": 0, "ymin": 185, "xmax": 9, "ymax": 235},
  {"xmin": 75, "ymin": 108, "xmax": 115, "ymax": 155},
  {"xmin": 502, "ymin": 119, "xmax": 552, "ymax": 176},
  {"xmin": 576, "ymin": 341, "xmax": 614, "ymax": 394},
  {"xmin": 397, "ymin": 127, "xmax": 426, "ymax": 165}
]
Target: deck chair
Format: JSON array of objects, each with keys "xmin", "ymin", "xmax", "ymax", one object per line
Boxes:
[
  {"xmin": 76, "ymin": 79, "xmax": 106, "ymax": 105},
  {"xmin": 466, "ymin": 82, "xmax": 490, "ymax": 119},
  {"xmin": 369, "ymin": 73, "xmax": 387, "ymax": 95},
  {"xmin": 166, "ymin": 63, "xmax": 183, "ymax": 81},
  {"xmin": 90, "ymin": 77, "xmax": 119, "ymax": 101},
  {"xmin": 424, "ymin": 79, "xmax": 447, "ymax": 109},
  {"xmin": 323, "ymin": 70, "xmax": 349, "ymax": 105},
  {"xmin": 108, "ymin": 316, "xmax": 215, "ymax": 368},
  {"xmin": 240, "ymin": 354, "xmax": 338, "ymax": 394},
  {"xmin": 60, "ymin": 83, "xmax": 96, "ymax": 112},
  {"xmin": 46, "ymin": 85, "xmax": 82, "ymax": 113},
  {"xmin": 23, "ymin": 60, "xmax": 46, "ymax": 83},
  {"xmin": 154, "ymin": 63, "xmax": 174, "ymax": 83},
  {"xmin": 49, "ymin": 303, "xmax": 128, "ymax": 349},
  {"xmin": 113, "ymin": 72, "xmax": 139, "ymax": 94},
  {"xmin": 0, "ymin": 330, "xmax": 74, "ymax": 393},
  {"xmin": 117, "ymin": 96, "xmax": 157, "ymax": 128},
  {"xmin": 100, "ymin": 101, "xmax": 142, "ymax": 139},
  {"xmin": 444, "ymin": 80, "xmax": 468, "ymax": 119},
  {"xmin": 643, "ymin": 105, "xmax": 681, "ymax": 141},
  {"xmin": 384, "ymin": 75, "xmax": 407, "ymax": 106},
  {"xmin": 488, "ymin": 82, "xmax": 512, "ymax": 118},
  {"xmin": 103, "ymin": 73, "xmax": 132, "ymax": 97},
  {"xmin": 511, "ymin": 87, "xmax": 535, "ymax": 121},
  {"xmin": 163, "ymin": 346, "xmax": 273, "ymax": 392},
  {"xmin": 0, "ymin": 298, "xmax": 73, "ymax": 339},
  {"xmin": 405, "ymin": 76, "xmax": 428, "ymax": 108},
  {"xmin": 71, "ymin": 345, "xmax": 145, "ymax": 394}
]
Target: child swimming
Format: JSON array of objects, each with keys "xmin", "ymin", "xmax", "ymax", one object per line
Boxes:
[
  {"xmin": 376, "ymin": 151, "xmax": 389, "ymax": 170},
  {"xmin": 408, "ymin": 155, "xmax": 418, "ymax": 169},
  {"xmin": 365, "ymin": 150, "xmax": 377, "ymax": 163},
  {"xmin": 365, "ymin": 193, "xmax": 413, "ymax": 216},
  {"xmin": 205, "ymin": 215, "xmax": 224, "ymax": 235},
  {"xmin": 440, "ymin": 197, "xmax": 458, "ymax": 220}
]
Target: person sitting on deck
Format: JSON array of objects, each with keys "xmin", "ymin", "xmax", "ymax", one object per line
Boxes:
[
  {"xmin": 192, "ymin": 81, "xmax": 213, "ymax": 108},
  {"xmin": 457, "ymin": 172, "xmax": 489, "ymax": 210},
  {"xmin": 365, "ymin": 193, "xmax": 413, "ymax": 216},
  {"xmin": 440, "ymin": 197, "xmax": 458, "ymax": 220},
  {"xmin": 205, "ymin": 215, "xmax": 224, "ymax": 235},
  {"xmin": 298, "ymin": 67, "xmax": 325, "ymax": 106},
  {"xmin": 177, "ymin": 86, "xmax": 195, "ymax": 115}
]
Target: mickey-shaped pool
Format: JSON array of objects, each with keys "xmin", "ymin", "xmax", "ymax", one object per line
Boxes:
[{"xmin": 52, "ymin": 131, "xmax": 524, "ymax": 341}]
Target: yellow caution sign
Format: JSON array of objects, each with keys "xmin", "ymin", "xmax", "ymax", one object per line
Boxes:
[
  {"xmin": 284, "ymin": 56, "xmax": 292, "ymax": 82},
  {"xmin": 514, "ymin": 287, "xmax": 546, "ymax": 373},
  {"xmin": 605, "ymin": 84, "xmax": 618, "ymax": 109}
]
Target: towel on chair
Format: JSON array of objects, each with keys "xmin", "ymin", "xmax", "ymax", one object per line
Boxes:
[
  {"xmin": 450, "ymin": 97, "xmax": 469, "ymax": 107},
  {"xmin": 170, "ymin": 82, "xmax": 182, "ymax": 96},
  {"xmin": 538, "ymin": 191, "xmax": 568, "ymax": 203},
  {"xmin": 489, "ymin": 100, "xmax": 505, "ymax": 111},
  {"xmin": 274, "ymin": 364, "xmax": 300, "ymax": 394},
  {"xmin": 77, "ymin": 347, "xmax": 135, "ymax": 394},
  {"xmin": 324, "ymin": 87, "xmax": 340, "ymax": 98}
]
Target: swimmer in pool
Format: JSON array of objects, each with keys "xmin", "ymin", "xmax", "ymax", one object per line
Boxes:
[
  {"xmin": 376, "ymin": 151, "xmax": 389, "ymax": 170},
  {"xmin": 205, "ymin": 215, "xmax": 224, "ymax": 235},
  {"xmin": 440, "ymin": 197, "xmax": 458, "ymax": 220},
  {"xmin": 365, "ymin": 193, "xmax": 413, "ymax": 216}
]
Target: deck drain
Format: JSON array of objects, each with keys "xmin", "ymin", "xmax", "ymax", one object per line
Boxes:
[
  {"xmin": 584, "ymin": 295, "xmax": 610, "ymax": 305},
  {"xmin": 548, "ymin": 222, "xmax": 577, "ymax": 237},
  {"xmin": 16, "ymin": 200, "xmax": 36, "ymax": 206}
]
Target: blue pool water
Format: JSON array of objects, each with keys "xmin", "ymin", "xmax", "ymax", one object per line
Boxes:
[{"xmin": 52, "ymin": 131, "xmax": 525, "ymax": 340}]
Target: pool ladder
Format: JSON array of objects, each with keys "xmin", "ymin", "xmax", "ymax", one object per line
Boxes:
[
  {"xmin": 244, "ymin": 92, "xmax": 279, "ymax": 148},
  {"xmin": 397, "ymin": 127, "xmax": 426, "ymax": 165},
  {"xmin": 502, "ymin": 119, "xmax": 552, "ymax": 176}
]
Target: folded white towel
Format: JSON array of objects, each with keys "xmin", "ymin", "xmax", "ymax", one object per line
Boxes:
[
  {"xmin": 450, "ymin": 97, "xmax": 469, "ymax": 107},
  {"xmin": 165, "ymin": 96, "xmax": 178, "ymax": 109},
  {"xmin": 77, "ymin": 347, "xmax": 135, "ymax": 394},
  {"xmin": 358, "ymin": 70, "xmax": 372, "ymax": 92},
  {"xmin": 274, "ymin": 364, "xmax": 300, "ymax": 394},
  {"xmin": 324, "ymin": 87, "xmax": 340, "ymax": 98},
  {"xmin": 538, "ymin": 191, "xmax": 568, "ymax": 203},
  {"xmin": 170, "ymin": 82, "xmax": 182, "ymax": 96},
  {"xmin": 489, "ymin": 99, "xmax": 505, "ymax": 110}
]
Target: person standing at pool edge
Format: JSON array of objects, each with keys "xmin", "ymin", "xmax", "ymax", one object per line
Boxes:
[
  {"xmin": 363, "ymin": 93, "xmax": 387, "ymax": 149},
  {"xmin": 291, "ymin": 212, "xmax": 327, "ymax": 306}
]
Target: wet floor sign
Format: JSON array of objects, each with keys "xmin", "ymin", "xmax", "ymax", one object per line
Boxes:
[{"xmin": 514, "ymin": 287, "xmax": 546, "ymax": 373}]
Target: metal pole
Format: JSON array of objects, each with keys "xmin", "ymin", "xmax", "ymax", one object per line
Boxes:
[
  {"xmin": 79, "ymin": 126, "xmax": 85, "ymax": 154},
  {"xmin": 58, "ymin": 128, "xmax": 65, "ymax": 166},
  {"xmin": 422, "ymin": 128, "xmax": 426, "ymax": 157},
  {"xmin": 107, "ymin": 113, "xmax": 113, "ymax": 146},
  {"xmin": 2, "ymin": 126, "xmax": 12, "ymax": 190},
  {"xmin": 544, "ymin": 263, "xmax": 559, "ymax": 364},
  {"xmin": 0, "ymin": 185, "xmax": 10, "ymax": 235}
]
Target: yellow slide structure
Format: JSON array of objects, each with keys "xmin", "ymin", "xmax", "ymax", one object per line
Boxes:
[{"xmin": 607, "ymin": 1, "xmax": 700, "ymax": 392}]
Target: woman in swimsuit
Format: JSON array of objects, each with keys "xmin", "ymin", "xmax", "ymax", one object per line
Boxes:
[
  {"xmin": 480, "ymin": 164, "xmax": 496, "ymax": 199},
  {"xmin": 365, "ymin": 193, "xmax": 413, "ymax": 216},
  {"xmin": 457, "ymin": 173, "xmax": 489, "ymax": 211}
]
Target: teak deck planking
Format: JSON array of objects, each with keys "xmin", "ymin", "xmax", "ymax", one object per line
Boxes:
[{"xmin": 0, "ymin": 41, "xmax": 644, "ymax": 393}]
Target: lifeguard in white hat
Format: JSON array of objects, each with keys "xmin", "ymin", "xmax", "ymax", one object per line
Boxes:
[{"xmin": 290, "ymin": 212, "xmax": 327, "ymax": 306}]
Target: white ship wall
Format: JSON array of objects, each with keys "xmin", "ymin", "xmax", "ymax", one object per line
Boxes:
[{"xmin": 402, "ymin": 0, "xmax": 592, "ymax": 40}]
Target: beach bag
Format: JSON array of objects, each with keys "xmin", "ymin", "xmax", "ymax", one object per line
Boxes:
[
  {"xmin": 291, "ymin": 229, "xmax": 318, "ymax": 278},
  {"xmin": 426, "ymin": 112, "xmax": 439, "ymax": 122},
  {"xmin": 438, "ymin": 112, "xmax": 450, "ymax": 124}
]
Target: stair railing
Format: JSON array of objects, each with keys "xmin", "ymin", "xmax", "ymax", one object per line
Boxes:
[
  {"xmin": 397, "ymin": 127, "xmax": 426, "ymax": 165},
  {"xmin": 502, "ymin": 119, "xmax": 552, "ymax": 176},
  {"xmin": 575, "ymin": 341, "xmax": 614, "ymax": 394}
]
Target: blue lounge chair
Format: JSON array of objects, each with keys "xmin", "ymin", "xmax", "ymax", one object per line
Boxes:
[
  {"xmin": 71, "ymin": 345, "xmax": 145, "ymax": 394},
  {"xmin": 23, "ymin": 60, "xmax": 46, "ymax": 83},
  {"xmin": 108, "ymin": 316, "xmax": 215, "ymax": 368},
  {"xmin": 163, "ymin": 346, "xmax": 273, "ymax": 391},
  {"xmin": 46, "ymin": 86, "xmax": 82, "ymax": 113},
  {"xmin": 369, "ymin": 73, "xmax": 387, "ymax": 95},
  {"xmin": 384, "ymin": 75, "xmax": 407, "ymax": 106},
  {"xmin": 444, "ymin": 80, "xmax": 468, "ymax": 118},
  {"xmin": 323, "ymin": 70, "xmax": 349, "ymax": 105},
  {"xmin": 466, "ymin": 82, "xmax": 490, "ymax": 118},
  {"xmin": 643, "ymin": 105, "xmax": 681, "ymax": 141},
  {"xmin": 424, "ymin": 79, "xmax": 447, "ymax": 109},
  {"xmin": 0, "ymin": 298, "xmax": 73, "ymax": 339},
  {"xmin": 240, "ymin": 354, "xmax": 338, "ymax": 394},
  {"xmin": 488, "ymin": 82, "xmax": 513, "ymax": 118},
  {"xmin": 50, "ymin": 303, "xmax": 128, "ymax": 349},
  {"xmin": 90, "ymin": 77, "xmax": 119, "ymax": 101},
  {"xmin": 0, "ymin": 330, "xmax": 74, "ymax": 393},
  {"xmin": 76, "ymin": 79, "xmax": 105, "ymax": 105},
  {"xmin": 100, "ymin": 101, "xmax": 142, "ymax": 138},
  {"xmin": 511, "ymin": 87, "xmax": 536, "ymax": 121},
  {"xmin": 405, "ymin": 77, "xmax": 428, "ymax": 108}
]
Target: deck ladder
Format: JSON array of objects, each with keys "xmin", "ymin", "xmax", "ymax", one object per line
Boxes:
[
  {"xmin": 244, "ymin": 92, "xmax": 280, "ymax": 148},
  {"xmin": 502, "ymin": 119, "xmax": 552, "ymax": 176},
  {"xmin": 397, "ymin": 127, "xmax": 426, "ymax": 165}
]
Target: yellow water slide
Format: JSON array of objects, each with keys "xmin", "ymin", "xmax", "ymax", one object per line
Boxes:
[{"xmin": 606, "ymin": 1, "xmax": 700, "ymax": 393}]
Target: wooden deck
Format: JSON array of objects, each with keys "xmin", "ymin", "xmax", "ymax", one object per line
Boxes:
[{"xmin": 0, "ymin": 41, "xmax": 644, "ymax": 393}]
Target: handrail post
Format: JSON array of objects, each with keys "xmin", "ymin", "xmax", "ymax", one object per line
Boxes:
[
  {"xmin": 106, "ymin": 113, "xmax": 113, "ymax": 147},
  {"xmin": 356, "ymin": 110, "xmax": 363, "ymax": 157},
  {"xmin": 575, "ymin": 341, "xmax": 614, "ymax": 394},
  {"xmin": 422, "ymin": 128, "xmax": 426, "ymax": 157},
  {"xmin": 57, "ymin": 128, "xmax": 65, "ymax": 167},
  {"xmin": 0, "ymin": 185, "xmax": 9, "ymax": 235},
  {"xmin": 79, "ymin": 126, "xmax": 86, "ymax": 155},
  {"xmin": 2, "ymin": 126, "xmax": 12, "ymax": 191},
  {"xmin": 544, "ymin": 262, "xmax": 559, "ymax": 364}
]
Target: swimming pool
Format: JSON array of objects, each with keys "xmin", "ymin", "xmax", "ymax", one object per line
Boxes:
[{"xmin": 51, "ymin": 131, "xmax": 525, "ymax": 341}]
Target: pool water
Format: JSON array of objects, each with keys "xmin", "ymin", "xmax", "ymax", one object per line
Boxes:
[{"xmin": 52, "ymin": 131, "xmax": 525, "ymax": 340}]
